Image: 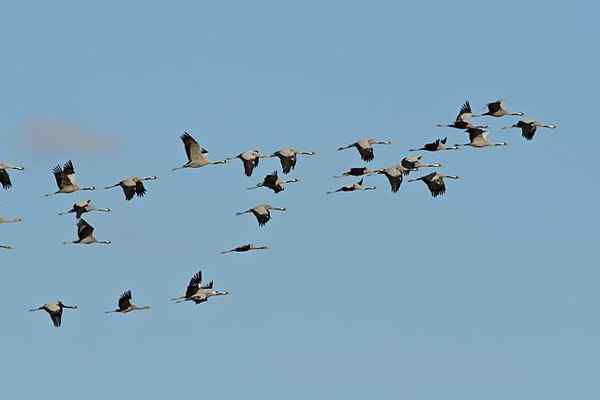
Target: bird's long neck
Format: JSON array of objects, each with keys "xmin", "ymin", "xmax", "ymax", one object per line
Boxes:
[
  {"xmin": 210, "ymin": 159, "xmax": 227, "ymax": 165},
  {"xmin": 5, "ymin": 218, "xmax": 22, "ymax": 223},
  {"xmin": 6, "ymin": 165, "xmax": 24, "ymax": 170},
  {"xmin": 134, "ymin": 305, "xmax": 151, "ymax": 311},
  {"xmin": 209, "ymin": 291, "xmax": 228, "ymax": 297},
  {"xmin": 0, "ymin": 245, "xmax": 12, "ymax": 249},
  {"xmin": 81, "ymin": 186, "xmax": 96, "ymax": 191},
  {"xmin": 510, "ymin": 112, "xmax": 524, "ymax": 116},
  {"xmin": 97, "ymin": 240, "xmax": 111, "ymax": 245},
  {"xmin": 96, "ymin": 208, "xmax": 111, "ymax": 213},
  {"xmin": 285, "ymin": 179, "xmax": 299, "ymax": 184},
  {"xmin": 141, "ymin": 176, "xmax": 157, "ymax": 181},
  {"xmin": 444, "ymin": 175, "xmax": 460, "ymax": 180}
]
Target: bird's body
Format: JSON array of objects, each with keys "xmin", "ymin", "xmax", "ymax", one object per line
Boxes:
[
  {"xmin": 334, "ymin": 167, "xmax": 379, "ymax": 178},
  {"xmin": 268, "ymin": 148, "xmax": 315, "ymax": 174},
  {"xmin": 221, "ymin": 244, "xmax": 270, "ymax": 254},
  {"xmin": 173, "ymin": 132, "xmax": 228, "ymax": 170},
  {"xmin": 45, "ymin": 160, "xmax": 95, "ymax": 196},
  {"xmin": 502, "ymin": 119, "xmax": 557, "ymax": 141},
  {"xmin": 59, "ymin": 200, "xmax": 111, "ymax": 218},
  {"xmin": 105, "ymin": 290, "xmax": 150, "ymax": 314},
  {"xmin": 171, "ymin": 271, "xmax": 229, "ymax": 304},
  {"xmin": 337, "ymin": 138, "xmax": 392, "ymax": 162},
  {"xmin": 410, "ymin": 137, "xmax": 459, "ymax": 152},
  {"xmin": 104, "ymin": 176, "xmax": 158, "ymax": 200},
  {"xmin": 228, "ymin": 150, "xmax": 263, "ymax": 176},
  {"xmin": 481, "ymin": 100, "xmax": 524, "ymax": 117},
  {"xmin": 247, "ymin": 171, "xmax": 299, "ymax": 193},
  {"xmin": 327, "ymin": 178, "xmax": 376, "ymax": 194},
  {"xmin": 29, "ymin": 301, "xmax": 78, "ymax": 327},
  {"xmin": 0, "ymin": 162, "xmax": 24, "ymax": 190},
  {"xmin": 63, "ymin": 218, "xmax": 111, "ymax": 245},
  {"xmin": 236, "ymin": 203, "xmax": 286, "ymax": 226},
  {"xmin": 0, "ymin": 244, "xmax": 12, "ymax": 250},
  {"xmin": 408, "ymin": 172, "xmax": 460, "ymax": 197},
  {"xmin": 436, "ymin": 101, "xmax": 486, "ymax": 129},
  {"xmin": 456, "ymin": 128, "xmax": 508, "ymax": 148}
]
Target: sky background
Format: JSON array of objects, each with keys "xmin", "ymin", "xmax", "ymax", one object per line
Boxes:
[{"xmin": 1, "ymin": 1, "xmax": 599, "ymax": 399}]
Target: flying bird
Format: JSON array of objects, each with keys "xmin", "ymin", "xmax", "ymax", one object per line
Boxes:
[
  {"xmin": 408, "ymin": 172, "xmax": 460, "ymax": 197},
  {"xmin": 58, "ymin": 200, "xmax": 111, "ymax": 218},
  {"xmin": 337, "ymin": 138, "xmax": 392, "ymax": 162},
  {"xmin": 104, "ymin": 176, "xmax": 158, "ymax": 201},
  {"xmin": 227, "ymin": 150, "xmax": 264, "ymax": 177},
  {"xmin": 247, "ymin": 171, "xmax": 299, "ymax": 193},
  {"xmin": 400, "ymin": 155, "xmax": 442, "ymax": 172},
  {"xmin": 221, "ymin": 244, "xmax": 270, "ymax": 254},
  {"xmin": 267, "ymin": 148, "xmax": 316, "ymax": 174},
  {"xmin": 409, "ymin": 137, "xmax": 459, "ymax": 152},
  {"xmin": 436, "ymin": 101, "xmax": 486, "ymax": 129},
  {"xmin": 171, "ymin": 271, "xmax": 229, "ymax": 304},
  {"xmin": 0, "ymin": 162, "xmax": 24, "ymax": 190},
  {"xmin": 0, "ymin": 215, "xmax": 23, "ymax": 224},
  {"xmin": 481, "ymin": 99, "xmax": 524, "ymax": 117},
  {"xmin": 45, "ymin": 160, "xmax": 96, "ymax": 196},
  {"xmin": 327, "ymin": 178, "xmax": 376, "ymax": 194},
  {"xmin": 29, "ymin": 301, "xmax": 78, "ymax": 328},
  {"xmin": 236, "ymin": 204, "xmax": 286, "ymax": 226},
  {"xmin": 455, "ymin": 127, "xmax": 508, "ymax": 148},
  {"xmin": 172, "ymin": 131, "xmax": 228, "ymax": 170},
  {"xmin": 501, "ymin": 119, "xmax": 558, "ymax": 141},
  {"xmin": 371, "ymin": 166, "xmax": 407, "ymax": 193},
  {"xmin": 63, "ymin": 218, "xmax": 111, "ymax": 245},
  {"xmin": 105, "ymin": 290, "xmax": 151, "ymax": 314},
  {"xmin": 0, "ymin": 244, "xmax": 12, "ymax": 250},
  {"xmin": 334, "ymin": 167, "xmax": 379, "ymax": 178}
]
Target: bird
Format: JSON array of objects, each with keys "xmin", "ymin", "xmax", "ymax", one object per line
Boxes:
[
  {"xmin": 267, "ymin": 148, "xmax": 316, "ymax": 174},
  {"xmin": 333, "ymin": 167, "xmax": 379, "ymax": 178},
  {"xmin": 29, "ymin": 301, "xmax": 78, "ymax": 328},
  {"xmin": 171, "ymin": 270, "xmax": 229, "ymax": 304},
  {"xmin": 455, "ymin": 127, "xmax": 508, "ymax": 148},
  {"xmin": 247, "ymin": 171, "xmax": 299, "ymax": 193},
  {"xmin": 371, "ymin": 166, "xmax": 406, "ymax": 193},
  {"xmin": 408, "ymin": 172, "xmax": 460, "ymax": 197},
  {"xmin": 436, "ymin": 101, "xmax": 486, "ymax": 129},
  {"xmin": 400, "ymin": 155, "xmax": 442, "ymax": 172},
  {"xmin": 63, "ymin": 218, "xmax": 111, "ymax": 245},
  {"xmin": 45, "ymin": 160, "xmax": 96, "ymax": 196},
  {"xmin": 0, "ymin": 244, "xmax": 12, "ymax": 250},
  {"xmin": 236, "ymin": 204, "xmax": 286, "ymax": 226},
  {"xmin": 0, "ymin": 162, "xmax": 24, "ymax": 190},
  {"xmin": 105, "ymin": 290, "xmax": 151, "ymax": 314},
  {"xmin": 327, "ymin": 178, "xmax": 376, "ymax": 194},
  {"xmin": 481, "ymin": 99, "xmax": 524, "ymax": 117},
  {"xmin": 337, "ymin": 138, "xmax": 392, "ymax": 162},
  {"xmin": 172, "ymin": 131, "xmax": 228, "ymax": 170},
  {"xmin": 0, "ymin": 215, "xmax": 23, "ymax": 224},
  {"xmin": 501, "ymin": 119, "xmax": 558, "ymax": 141},
  {"xmin": 226, "ymin": 150, "xmax": 264, "ymax": 177},
  {"xmin": 221, "ymin": 244, "xmax": 270, "ymax": 254},
  {"xmin": 104, "ymin": 176, "xmax": 158, "ymax": 201},
  {"xmin": 58, "ymin": 200, "xmax": 111, "ymax": 218},
  {"xmin": 409, "ymin": 137, "xmax": 460, "ymax": 152}
]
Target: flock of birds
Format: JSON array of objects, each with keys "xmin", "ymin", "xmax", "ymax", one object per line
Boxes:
[{"xmin": 1, "ymin": 99, "xmax": 557, "ymax": 327}]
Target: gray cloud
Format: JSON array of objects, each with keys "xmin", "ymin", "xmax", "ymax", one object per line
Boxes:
[{"xmin": 20, "ymin": 117, "xmax": 119, "ymax": 154}]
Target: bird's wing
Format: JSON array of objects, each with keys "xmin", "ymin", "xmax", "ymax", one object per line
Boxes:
[
  {"xmin": 358, "ymin": 146, "xmax": 374, "ymax": 162},
  {"xmin": 280, "ymin": 155, "xmax": 296, "ymax": 174},
  {"xmin": 50, "ymin": 310, "xmax": 62, "ymax": 327},
  {"xmin": 122, "ymin": 185, "xmax": 136, "ymax": 201},
  {"xmin": 386, "ymin": 173, "xmax": 403, "ymax": 193},
  {"xmin": 456, "ymin": 101, "xmax": 473, "ymax": 122},
  {"xmin": 118, "ymin": 290, "xmax": 133, "ymax": 310},
  {"xmin": 135, "ymin": 181, "xmax": 147, "ymax": 197},
  {"xmin": 52, "ymin": 164, "xmax": 70, "ymax": 188},
  {"xmin": 77, "ymin": 219, "xmax": 94, "ymax": 240},
  {"xmin": 425, "ymin": 176, "xmax": 446, "ymax": 197},
  {"xmin": 349, "ymin": 167, "xmax": 367, "ymax": 176},
  {"xmin": 0, "ymin": 169, "xmax": 12, "ymax": 189},
  {"xmin": 186, "ymin": 271, "xmax": 202, "ymax": 297},
  {"xmin": 522, "ymin": 124, "xmax": 537, "ymax": 141},
  {"xmin": 63, "ymin": 160, "xmax": 77, "ymax": 185},
  {"xmin": 180, "ymin": 133, "xmax": 205, "ymax": 161},
  {"xmin": 255, "ymin": 210, "xmax": 271, "ymax": 226},
  {"xmin": 243, "ymin": 159, "xmax": 256, "ymax": 177},
  {"xmin": 487, "ymin": 101, "xmax": 501, "ymax": 113},
  {"xmin": 263, "ymin": 171, "xmax": 278, "ymax": 185}
]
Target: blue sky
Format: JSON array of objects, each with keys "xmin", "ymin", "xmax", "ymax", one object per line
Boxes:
[{"xmin": 1, "ymin": 1, "xmax": 599, "ymax": 399}]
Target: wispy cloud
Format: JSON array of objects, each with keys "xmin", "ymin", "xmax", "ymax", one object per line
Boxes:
[{"xmin": 20, "ymin": 117, "xmax": 119, "ymax": 154}]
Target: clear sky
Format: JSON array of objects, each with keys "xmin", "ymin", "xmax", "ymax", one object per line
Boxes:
[{"xmin": 1, "ymin": 1, "xmax": 599, "ymax": 399}]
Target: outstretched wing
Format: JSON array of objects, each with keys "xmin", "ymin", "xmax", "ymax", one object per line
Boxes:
[
  {"xmin": 123, "ymin": 185, "xmax": 136, "ymax": 201},
  {"xmin": 186, "ymin": 271, "xmax": 202, "ymax": 298},
  {"xmin": 358, "ymin": 147, "xmax": 374, "ymax": 162},
  {"xmin": 180, "ymin": 132, "xmax": 206, "ymax": 162},
  {"xmin": 386, "ymin": 173, "xmax": 403, "ymax": 193},
  {"xmin": 521, "ymin": 123, "xmax": 537, "ymax": 141},
  {"xmin": 280, "ymin": 156, "xmax": 297, "ymax": 174},
  {"xmin": 52, "ymin": 164, "xmax": 70, "ymax": 188},
  {"xmin": 255, "ymin": 210, "xmax": 271, "ymax": 226},
  {"xmin": 0, "ymin": 169, "xmax": 12, "ymax": 190},
  {"xmin": 63, "ymin": 160, "xmax": 77, "ymax": 186},
  {"xmin": 118, "ymin": 290, "xmax": 133, "ymax": 310},
  {"xmin": 456, "ymin": 101, "xmax": 473, "ymax": 122},
  {"xmin": 243, "ymin": 158, "xmax": 258, "ymax": 177},
  {"xmin": 50, "ymin": 310, "xmax": 62, "ymax": 328},
  {"xmin": 424, "ymin": 175, "xmax": 446, "ymax": 197},
  {"xmin": 135, "ymin": 181, "xmax": 147, "ymax": 198},
  {"xmin": 77, "ymin": 219, "xmax": 94, "ymax": 240},
  {"xmin": 486, "ymin": 100, "xmax": 502, "ymax": 114}
]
